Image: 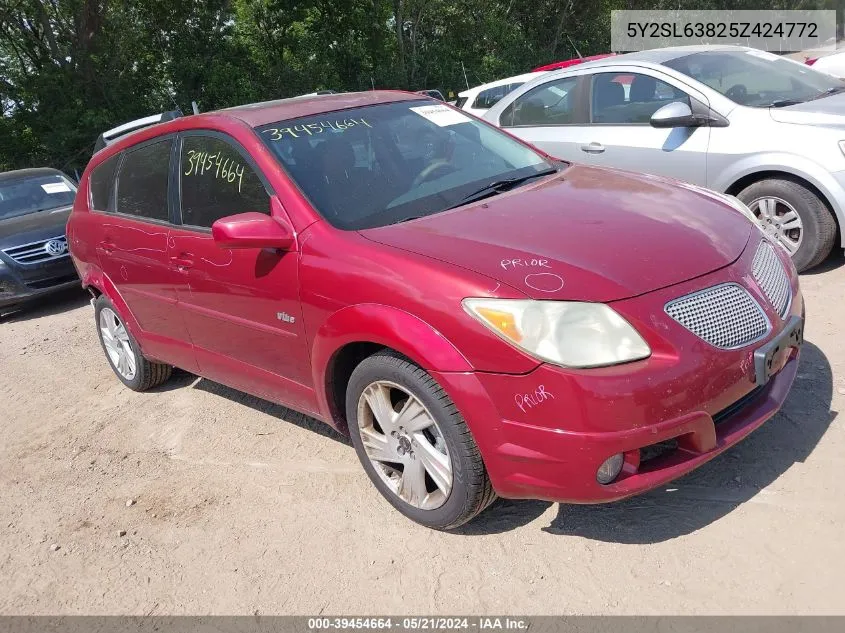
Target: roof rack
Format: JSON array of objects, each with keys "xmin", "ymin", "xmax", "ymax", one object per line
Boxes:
[{"xmin": 94, "ymin": 109, "xmax": 183, "ymax": 153}]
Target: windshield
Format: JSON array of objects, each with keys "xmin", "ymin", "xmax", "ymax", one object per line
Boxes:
[
  {"xmin": 0, "ymin": 173, "xmax": 76, "ymax": 220},
  {"xmin": 663, "ymin": 50, "xmax": 844, "ymax": 107},
  {"xmin": 257, "ymin": 99, "xmax": 553, "ymax": 229}
]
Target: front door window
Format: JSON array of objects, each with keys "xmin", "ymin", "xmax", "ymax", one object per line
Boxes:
[{"xmin": 590, "ymin": 72, "xmax": 690, "ymax": 124}]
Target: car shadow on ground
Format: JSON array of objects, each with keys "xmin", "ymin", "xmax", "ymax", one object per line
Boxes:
[
  {"xmin": 803, "ymin": 248, "xmax": 844, "ymax": 276},
  {"xmin": 460, "ymin": 340, "xmax": 835, "ymax": 540},
  {"xmin": 162, "ymin": 369, "xmax": 549, "ymax": 531},
  {"xmin": 149, "ymin": 340, "xmax": 833, "ymax": 539},
  {"xmin": 0, "ymin": 286, "xmax": 89, "ymax": 322},
  {"xmin": 172, "ymin": 370, "xmax": 350, "ymax": 446}
]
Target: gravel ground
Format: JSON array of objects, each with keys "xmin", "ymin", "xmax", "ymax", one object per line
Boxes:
[{"xmin": 1, "ymin": 252, "xmax": 844, "ymax": 615}]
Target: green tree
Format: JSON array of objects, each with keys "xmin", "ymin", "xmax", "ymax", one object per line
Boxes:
[{"xmin": 1, "ymin": 0, "xmax": 840, "ymax": 173}]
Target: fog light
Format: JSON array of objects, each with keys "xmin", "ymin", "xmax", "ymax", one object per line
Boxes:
[{"xmin": 596, "ymin": 453, "xmax": 624, "ymax": 485}]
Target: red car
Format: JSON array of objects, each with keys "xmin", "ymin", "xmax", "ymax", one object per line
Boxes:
[
  {"xmin": 532, "ymin": 53, "xmax": 615, "ymax": 72},
  {"xmin": 68, "ymin": 92, "xmax": 803, "ymax": 529}
]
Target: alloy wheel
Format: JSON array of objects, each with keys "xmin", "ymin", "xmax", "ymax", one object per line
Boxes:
[
  {"xmin": 748, "ymin": 196, "xmax": 803, "ymax": 255},
  {"xmin": 356, "ymin": 380, "xmax": 453, "ymax": 510},
  {"xmin": 99, "ymin": 307, "xmax": 137, "ymax": 380}
]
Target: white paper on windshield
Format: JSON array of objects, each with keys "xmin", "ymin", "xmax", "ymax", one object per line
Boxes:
[
  {"xmin": 41, "ymin": 182, "xmax": 72, "ymax": 194},
  {"xmin": 409, "ymin": 104, "xmax": 471, "ymax": 127}
]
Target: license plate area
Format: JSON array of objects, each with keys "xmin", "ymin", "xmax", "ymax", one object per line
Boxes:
[{"xmin": 753, "ymin": 316, "xmax": 803, "ymax": 386}]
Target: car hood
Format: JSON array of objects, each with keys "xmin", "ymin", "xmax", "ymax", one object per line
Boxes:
[
  {"xmin": 769, "ymin": 92, "xmax": 845, "ymax": 127},
  {"xmin": 0, "ymin": 205, "xmax": 72, "ymax": 251},
  {"xmin": 361, "ymin": 165, "xmax": 752, "ymax": 302}
]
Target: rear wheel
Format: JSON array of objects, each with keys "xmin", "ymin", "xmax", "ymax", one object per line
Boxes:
[
  {"xmin": 346, "ymin": 351, "xmax": 495, "ymax": 529},
  {"xmin": 94, "ymin": 296, "xmax": 171, "ymax": 391},
  {"xmin": 737, "ymin": 178, "xmax": 837, "ymax": 272}
]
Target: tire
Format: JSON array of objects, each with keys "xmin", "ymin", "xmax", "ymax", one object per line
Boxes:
[
  {"xmin": 346, "ymin": 351, "xmax": 496, "ymax": 530},
  {"xmin": 93, "ymin": 295, "xmax": 172, "ymax": 391},
  {"xmin": 737, "ymin": 178, "xmax": 837, "ymax": 272}
]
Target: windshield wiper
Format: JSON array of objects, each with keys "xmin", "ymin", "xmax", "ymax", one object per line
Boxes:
[
  {"xmin": 450, "ymin": 168, "xmax": 558, "ymax": 209},
  {"xmin": 392, "ymin": 215, "xmax": 424, "ymax": 224},
  {"xmin": 811, "ymin": 85, "xmax": 845, "ymax": 100},
  {"xmin": 770, "ymin": 98, "xmax": 805, "ymax": 107},
  {"xmin": 770, "ymin": 86, "xmax": 845, "ymax": 107}
]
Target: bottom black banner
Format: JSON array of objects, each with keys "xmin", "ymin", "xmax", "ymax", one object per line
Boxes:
[{"xmin": 1, "ymin": 617, "xmax": 844, "ymax": 633}]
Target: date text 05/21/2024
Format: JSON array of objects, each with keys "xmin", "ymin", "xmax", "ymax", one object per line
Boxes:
[{"xmin": 307, "ymin": 617, "xmax": 529, "ymax": 630}]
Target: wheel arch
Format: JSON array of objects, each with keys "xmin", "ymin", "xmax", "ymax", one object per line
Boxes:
[
  {"xmin": 719, "ymin": 165, "xmax": 843, "ymax": 247},
  {"xmin": 78, "ymin": 267, "xmax": 144, "ymax": 348},
  {"xmin": 312, "ymin": 304, "xmax": 473, "ymax": 432}
]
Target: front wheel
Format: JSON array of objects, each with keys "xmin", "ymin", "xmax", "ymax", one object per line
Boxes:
[
  {"xmin": 346, "ymin": 351, "xmax": 495, "ymax": 530},
  {"xmin": 737, "ymin": 178, "xmax": 837, "ymax": 272}
]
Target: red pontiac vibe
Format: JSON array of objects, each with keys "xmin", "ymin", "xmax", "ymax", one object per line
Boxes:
[{"xmin": 67, "ymin": 92, "xmax": 803, "ymax": 529}]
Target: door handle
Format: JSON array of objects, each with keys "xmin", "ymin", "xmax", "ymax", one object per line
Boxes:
[
  {"xmin": 580, "ymin": 142, "xmax": 606, "ymax": 154},
  {"xmin": 170, "ymin": 254, "xmax": 194, "ymax": 271}
]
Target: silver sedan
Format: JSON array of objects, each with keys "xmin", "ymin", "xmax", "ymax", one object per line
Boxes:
[{"xmin": 484, "ymin": 45, "xmax": 845, "ymax": 271}]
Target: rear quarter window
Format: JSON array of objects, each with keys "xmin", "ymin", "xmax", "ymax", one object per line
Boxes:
[{"xmin": 89, "ymin": 154, "xmax": 120, "ymax": 212}]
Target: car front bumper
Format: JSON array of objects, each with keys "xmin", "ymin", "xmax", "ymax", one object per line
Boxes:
[
  {"xmin": 436, "ymin": 350, "xmax": 798, "ymax": 504},
  {"xmin": 0, "ymin": 257, "xmax": 80, "ymax": 310},
  {"xmin": 434, "ymin": 238, "xmax": 803, "ymax": 504}
]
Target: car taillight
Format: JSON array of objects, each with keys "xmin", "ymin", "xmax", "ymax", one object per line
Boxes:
[{"xmin": 806, "ymin": 57, "xmax": 818, "ymax": 66}]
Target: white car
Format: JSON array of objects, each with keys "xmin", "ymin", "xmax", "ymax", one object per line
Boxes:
[
  {"xmin": 456, "ymin": 72, "xmax": 546, "ymax": 118},
  {"xmin": 483, "ymin": 45, "xmax": 845, "ymax": 271},
  {"xmin": 808, "ymin": 50, "xmax": 845, "ymax": 79}
]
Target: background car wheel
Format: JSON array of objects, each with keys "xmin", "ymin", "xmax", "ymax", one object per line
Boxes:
[
  {"xmin": 737, "ymin": 178, "xmax": 837, "ymax": 272},
  {"xmin": 94, "ymin": 295, "xmax": 172, "ymax": 391},
  {"xmin": 346, "ymin": 350, "xmax": 496, "ymax": 530}
]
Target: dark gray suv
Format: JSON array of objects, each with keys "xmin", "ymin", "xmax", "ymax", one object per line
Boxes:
[{"xmin": 0, "ymin": 168, "xmax": 80, "ymax": 315}]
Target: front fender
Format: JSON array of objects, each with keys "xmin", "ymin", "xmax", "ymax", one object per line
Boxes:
[{"xmin": 311, "ymin": 303, "xmax": 473, "ymax": 420}]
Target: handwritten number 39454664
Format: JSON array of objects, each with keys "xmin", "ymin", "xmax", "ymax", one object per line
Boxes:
[{"xmin": 184, "ymin": 149, "xmax": 246, "ymax": 193}]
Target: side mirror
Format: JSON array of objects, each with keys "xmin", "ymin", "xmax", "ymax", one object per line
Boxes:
[
  {"xmin": 211, "ymin": 212, "xmax": 294, "ymax": 250},
  {"xmin": 650, "ymin": 101, "xmax": 700, "ymax": 128}
]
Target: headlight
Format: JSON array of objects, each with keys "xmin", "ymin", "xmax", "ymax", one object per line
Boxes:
[{"xmin": 462, "ymin": 298, "xmax": 651, "ymax": 368}]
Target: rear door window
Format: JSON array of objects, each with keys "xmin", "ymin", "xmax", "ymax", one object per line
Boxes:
[
  {"xmin": 115, "ymin": 139, "xmax": 173, "ymax": 221},
  {"xmin": 500, "ymin": 77, "xmax": 580, "ymax": 127},
  {"xmin": 472, "ymin": 83, "xmax": 525, "ymax": 110},
  {"xmin": 179, "ymin": 135, "xmax": 270, "ymax": 228}
]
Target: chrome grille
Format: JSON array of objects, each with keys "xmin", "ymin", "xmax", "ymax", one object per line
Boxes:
[
  {"xmin": 1, "ymin": 235, "xmax": 68, "ymax": 265},
  {"xmin": 665, "ymin": 283, "xmax": 770, "ymax": 349},
  {"xmin": 752, "ymin": 241, "xmax": 791, "ymax": 318}
]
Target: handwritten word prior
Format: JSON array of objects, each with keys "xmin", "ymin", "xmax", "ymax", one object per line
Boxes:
[
  {"xmin": 501, "ymin": 257, "xmax": 551, "ymax": 271},
  {"xmin": 514, "ymin": 385, "xmax": 555, "ymax": 413},
  {"xmin": 184, "ymin": 150, "xmax": 245, "ymax": 193},
  {"xmin": 263, "ymin": 118, "xmax": 372, "ymax": 141}
]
